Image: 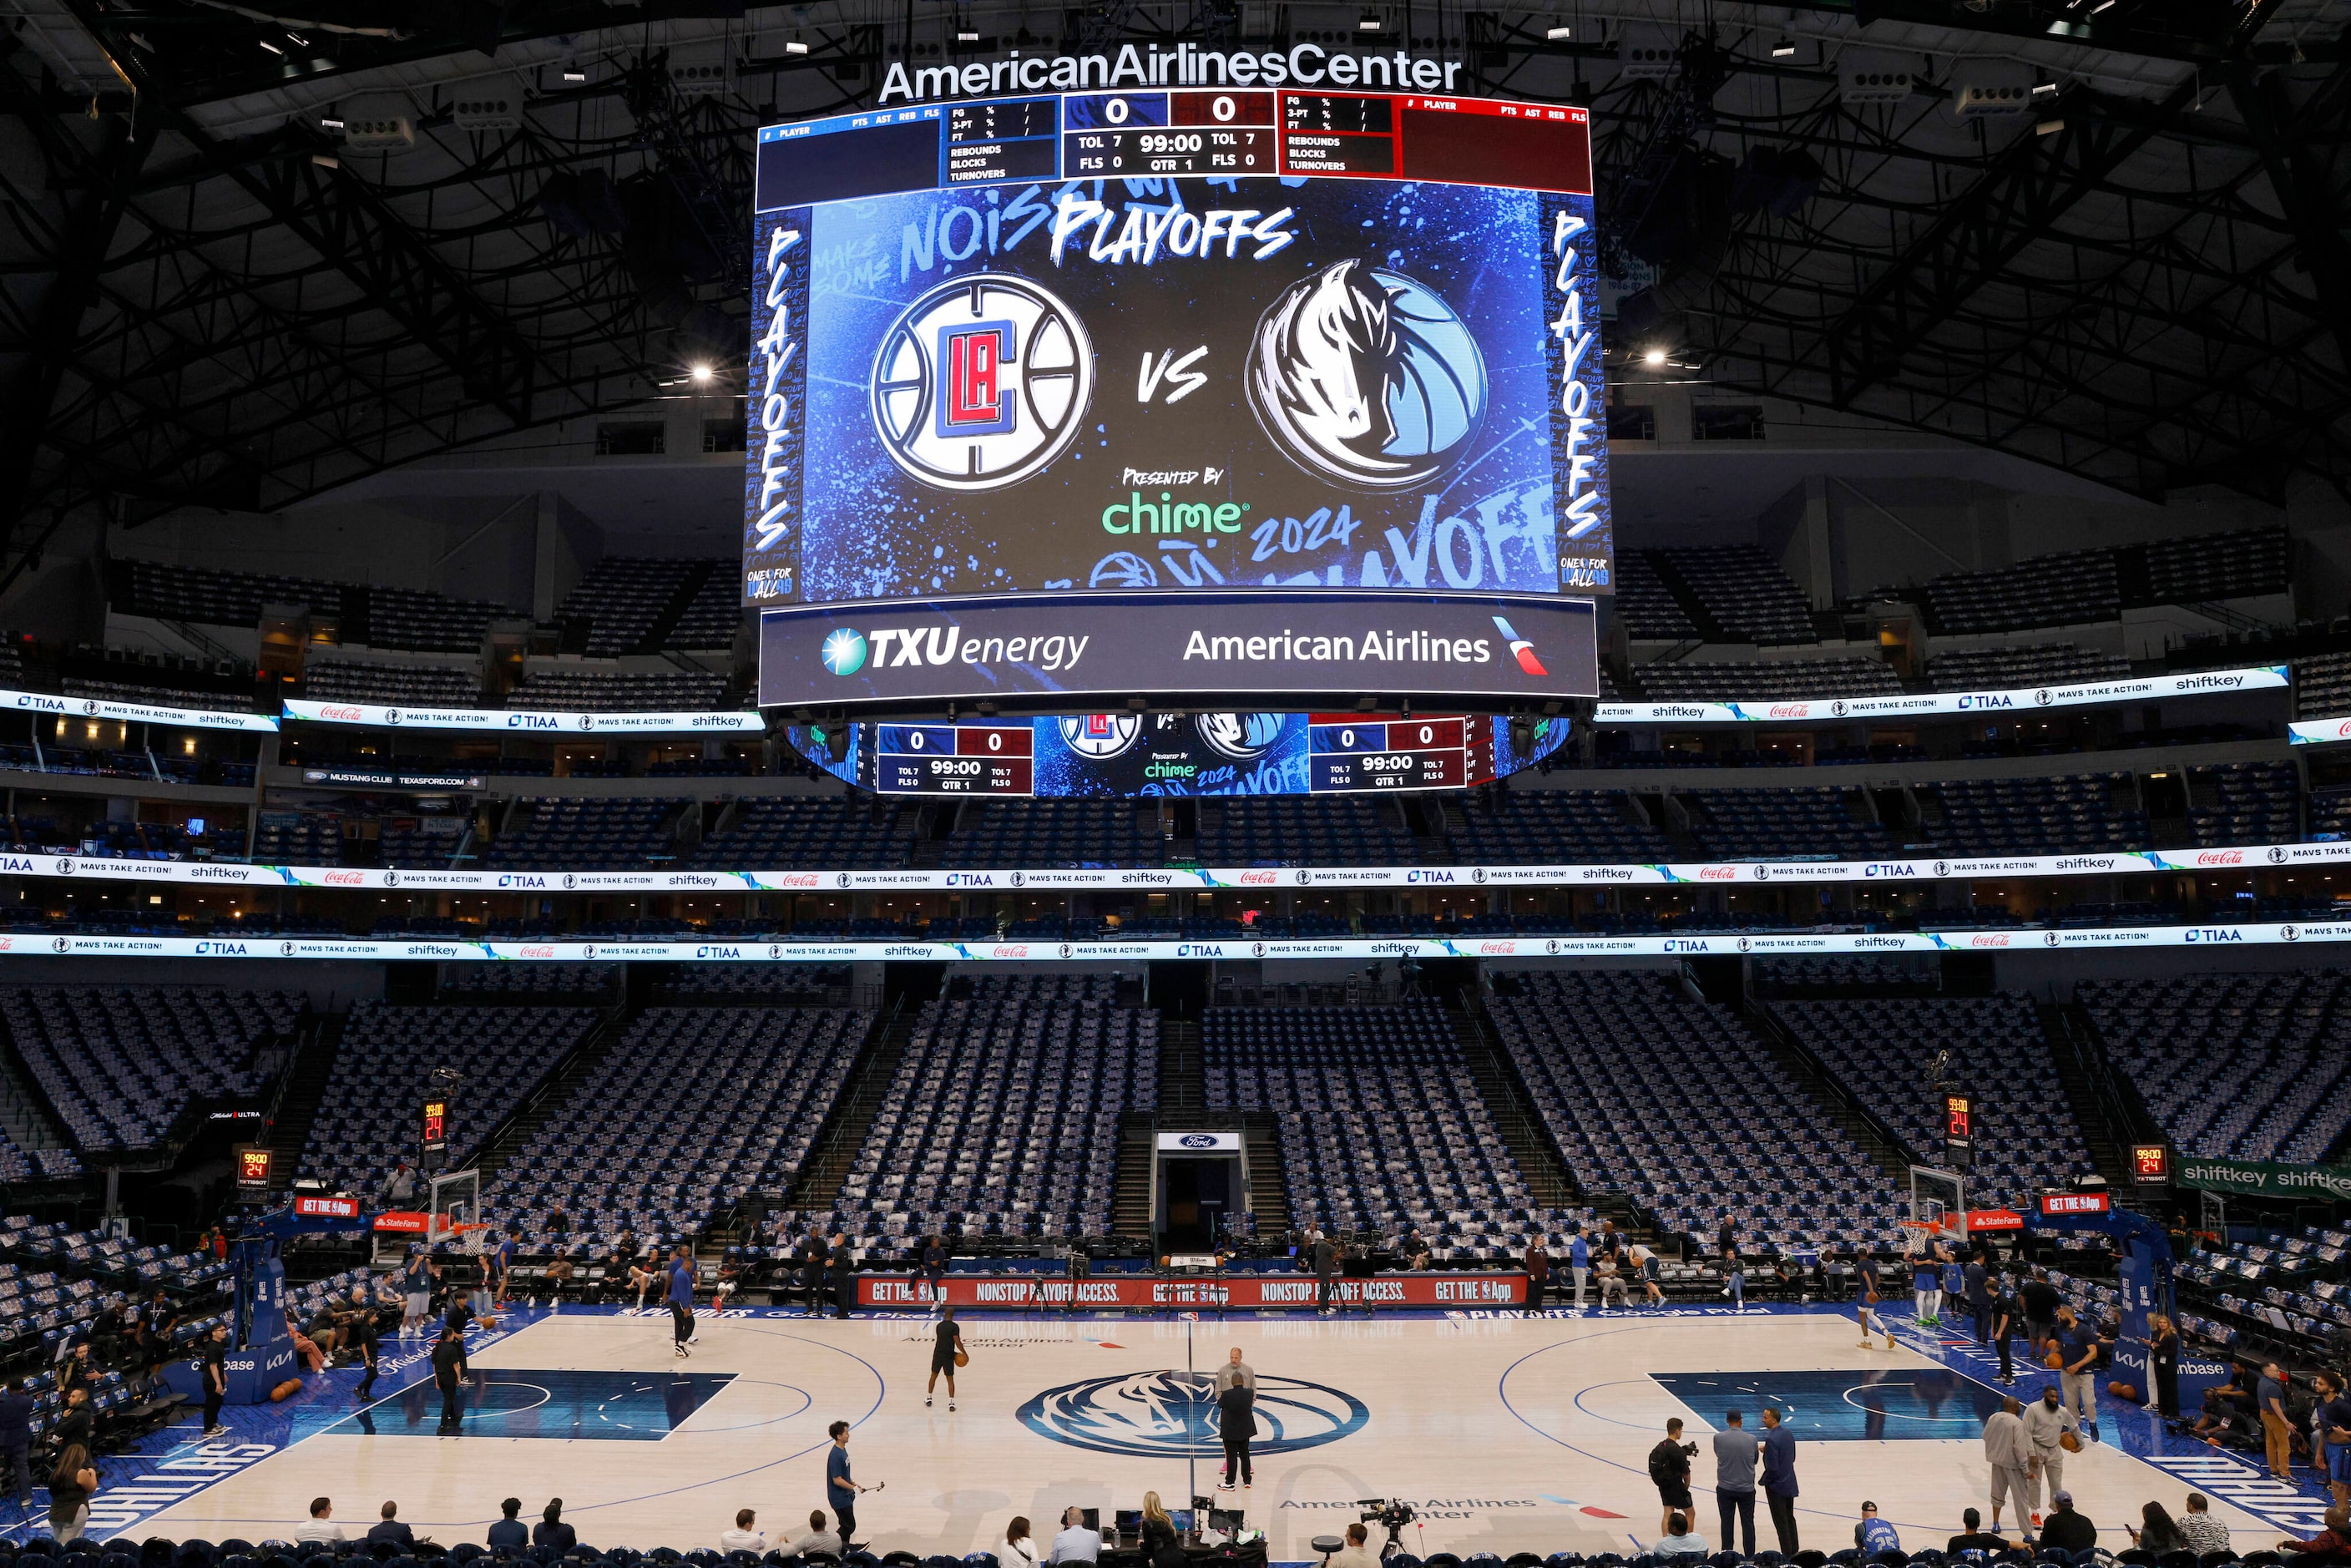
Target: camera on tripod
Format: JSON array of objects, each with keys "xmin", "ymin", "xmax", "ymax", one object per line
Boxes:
[{"xmin": 1358, "ymin": 1499, "xmax": 1417, "ymax": 1534}]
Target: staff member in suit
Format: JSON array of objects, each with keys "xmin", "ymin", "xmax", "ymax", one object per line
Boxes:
[
  {"xmin": 830, "ymin": 1233, "xmax": 857, "ymax": 1320},
  {"xmin": 1312, "ymin": 1229, "xmax": 1338, "ymax": 1316},
  {"xmin": 432, "ymin": 1323, "xmax": 471, "ymax": 1433},
  {"xmin": 1218, "ymin": 1359, "xmax": 1256, "ymax": 1492}
]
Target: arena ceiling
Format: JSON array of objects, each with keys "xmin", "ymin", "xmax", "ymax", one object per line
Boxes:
[{"xmin": 0, "ymin": 0, "xmax": 2343, "ymax": 587}]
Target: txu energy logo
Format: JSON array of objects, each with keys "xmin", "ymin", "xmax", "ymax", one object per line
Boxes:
[
  {"xmin": 1018, "ymin": 1370, "xmax": 1367, "ymax": 1458},
  {"xmin": 820, "ymin": 628, "xmax": 868, "ymax": 676}
]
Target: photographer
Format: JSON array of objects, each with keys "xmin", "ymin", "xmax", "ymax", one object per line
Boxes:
[
  {"xmin": 1650, "ymin": 1418, "xmax": 1698, "ymax": 1535},
  {"xmin": 1332, "ymin": 1523, "xmax": 1379, "ymax": 1568}
]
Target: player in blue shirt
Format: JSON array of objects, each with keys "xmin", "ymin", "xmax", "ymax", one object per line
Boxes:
[{"xmin": 667, "ymin": 1251, "xmax": 698, "ymax": 1358}]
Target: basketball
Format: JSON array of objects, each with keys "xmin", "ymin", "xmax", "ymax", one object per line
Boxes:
[
  {"xmin": 2046, "ymin": 1348, "xmax": 2065, "ymax": 1368},
  {"xmin": 2108, "ymin": 1380, "xmax": 2138, "ymax": 1401},
  {"xmin": 954, "ymin": 1349, "xmax": 969, "ymax": 1368},
  {"xmin": 2059, "ymin": 1430, "xmax": 2082, "ymax": 1453}
]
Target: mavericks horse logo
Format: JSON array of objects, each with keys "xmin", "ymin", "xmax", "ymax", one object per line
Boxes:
[{"xmin": 1018, "ymin": 1370, "xmax": 1368, "ymax": 1458}]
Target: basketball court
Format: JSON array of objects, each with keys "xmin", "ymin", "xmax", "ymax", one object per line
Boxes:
[{"xmin": 72, "ymin": 1303, "xmax": 2334, "ymax": 1559}]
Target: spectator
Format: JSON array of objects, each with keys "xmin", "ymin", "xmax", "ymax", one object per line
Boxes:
[
  {"xmin": 1856, "ymin": 1500, "xmax": 1899, "ymax": 1555},
  {"xmin": 2039, "ymin": 1490, "xmax": 2096, "ymax": 1554},
  {"xmin": 1983, "ymin": 1396, "xmax": 2032, "ymax": 1535},
  {"xmin": 2279, "ymin": 1504, "xmax": 2351, "ymax": 1559},
  {"xmin": 1948, "ymin": 1507, "xmax": 2008, "ymax": 1555},
  {"xmin": 1990, "ymin": 1277, "xmax": 2022, "ymax": 1386},
  {"xmin": 1713, "ymin": 1408, "xmax": 1760, "ymax": 1556},
  {"xmin": 720, "ymin": 1508, "xmax": 769, "ymax": 1553},
  {"xmin": 1654, "ymin": 1512, "xmax": 1707, "ymax": 1558},
  {"xmin": 54, "ymin": 1383, "xmax": 93, "ymax": 1453},
  {"xmin": 2177, "ymin": 1494, "xmax": 2231, "ymax": 1556},
  {"xmin": 535, "ymin": 1500, "xmax": 577, "ymax": 1553},
  {"xmin": 1593, "ymin": 1251, "xmax": 1630, "ymax": 1309},
  {"xmin": 1722, "ymin": 1248, "xmax": 1746, "ymax": 1312},
  {"xmin": 1048, "ymin": 1505, "xmax": 1101, "ymax": 1565},
  {"xmin": 2316, "ymin": 1371, "xmax": 2351, "ymax": 1505},
  {"xmin": 48, "ymin": 1441, "xmax": 96, "ymax": 1543},
  {"xmin": 1569, "ymin": 1228, "xmax": 1590, "ymax": 1310},
  {"xmin": 2024, "ymin": 1383, "xmax": 2072, "ymax": 1525},
  {"xmin": 369, "ymin": 1500, "xmax": 415, "ymax": 1545},
  {"xmin": 1330, "ymin": 1522, "xmax": 1378, "ymax": 1568},
  {"xmin": 781, "ymin": 1510, "xmax": 842, "ymax": 1556},
  {"xmin": 2020, "ymin": 1268, "xmax": 2060, "ymax": 1358},
  {"xmin": 2055, "ymin": 1306, "xmax": 2101, "ymax": 1442},
  {"xmin": 296, "ymin": 1499, "xmax": 348, "ymax": 1545},
  {"xmin": 1760, "ymin": 1405, "xmax": 1801, "ymax": 1554},
  {"xmin": 0, "ymin": 1377, "xmax": 31, "ymax": 1510},
  {"xmin": 1524, "ymin": 1236, "xmax": 1550, "ymax": 1312},
  {"xmin": 1649, "ymin": 1418, "xmax": 1696, "ymax": 1535},
  {"xmin": 1004, "ymin": 1517, "xmax": 1038, "ymax": 1567},
  {"xmin": 2129, "ymin": 1500, "xmax": 2188, "ymax": 1554},
  {"xmin": 2147, "ymin": 1313, "xmax": 2182, "ymax": 1419},
  {"xmin": 2261, "ymin": 1361, "xmax": 2296, "ymax": 1482},
  {"xmin": 1964, "ymin": 1252, "xmax": 1993, "ymax": 1345},
  {"xmin": 488, "ymin": 1499, "xmax": 528, "ymax": 1550},
  {"xmin": 830, "ymin": 1232, "xmax": 857, "ymax": 1320}
]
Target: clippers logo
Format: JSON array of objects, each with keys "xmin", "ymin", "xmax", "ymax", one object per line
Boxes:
[
  {"xmin": 1491, "ymin": 616, "xmax": 1548, "ymax": 677},
  {"xmin": 872, "ymin": 275, "xmax": 1093, "ymax": 493},
  {"xmin": 1247, "ymin": 260, "xmax": 1486, "ymax": 489},
  {"xmin": 1059, "ymin": 713, "xmax": 1140, "ymax": 760}
]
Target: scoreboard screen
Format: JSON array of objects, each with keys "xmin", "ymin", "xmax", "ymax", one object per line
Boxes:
[
  {"xmin": 741, "ymin": 78, "xmax": 1612, "ymax": 635},
  {"xmin": 817, "ymin": 707, "xmax": 1559, "ymax": 797}
]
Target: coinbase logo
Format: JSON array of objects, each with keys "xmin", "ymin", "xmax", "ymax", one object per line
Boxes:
[
  {"xmin": 821, "ymin": 629, "xmax": 868, "ymax": 676},
  {"xmin": 871, "ymin": 275, "xmax": 1094, "ymax": 493},
  {"xmin": 1018, "ymin": 1371, "xmax": 1367, "ymax": 1459},
  {"xmin": 1247, "ymin": 260, "xmax": 1486, "ymax": 490}
]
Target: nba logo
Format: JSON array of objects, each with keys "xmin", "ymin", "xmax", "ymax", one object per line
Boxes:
[{"xmin": 937, "ymin": 322, "xmax": 1019, "ymax": 438}]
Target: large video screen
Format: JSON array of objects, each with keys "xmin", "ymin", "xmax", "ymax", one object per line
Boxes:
[{"xmin": 741, "ymin": 85, "xmax": 1613, "ymax": 610}]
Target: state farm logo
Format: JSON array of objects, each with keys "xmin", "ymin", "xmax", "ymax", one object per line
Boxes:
[
  {"xmin": 2196, "ymin": 850, "xmax": 2245, "ymax": 866},
  {"xmin": 320, "ymin": 705, "xmax": 364, "ymax": 721}
]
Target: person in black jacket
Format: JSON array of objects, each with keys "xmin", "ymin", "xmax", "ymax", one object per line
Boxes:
[
  {"xmin": 533, "ymin": 1500, "xmax": 577, "ymax": 1553},
  {"xmin": 488, "ymin": 1499, "xmax": 528, "ymax": 1550},
  {"xmin": 798, "ymin": 1228, "xmax": 829, "ymax": 1313},
  {"xmin": 919, "ymin": 1236, "xmax": 949, "ymax": 1308},
  {"xmin": 367, "ymin": 1501, "xmax": 415, "ymax": 1545},
  {"xmin": 2036, "ymin": 1491, "xmax": 2096, "ymax": 1554},
  {"xmin": 829, "ymin": 1235, "xmax": 856, "ymax": 1320},
  {"xmin": 2146, "ymin": 1313, "xmax": 2182, "ymax": 1419},
  {"xmin": 0, "ymin": 1378, "xmax": 32, "ymax": 1506},
  {"xmin": 1312, "ymin": 1230, "xmax": 1338, "ymax": 1316},
  {"xmin": 1218, "ymin": 1372, "xmax": 1256, "ymax": 1492},
  {"xmin": 1649, "ymin": 1419, "xmax": 1697, "ymax": 1535},
  {"xmin": 432, "ymin": 1324, "xmax": 470, "ymax": 1433}
]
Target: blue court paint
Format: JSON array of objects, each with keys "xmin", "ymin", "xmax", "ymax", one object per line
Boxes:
[
  {"xmin": 1649, "ymin": 1369, "xmax": 2006, "ymax": 1441},
  {"xmin": 321, "ymin": 1369, "xmax": 736, "ymax": 1440}
]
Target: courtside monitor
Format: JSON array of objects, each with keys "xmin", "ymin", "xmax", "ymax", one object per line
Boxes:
[{"xmin": 742, "ymin": 68, "xmax": 1608, "ymax": 727}]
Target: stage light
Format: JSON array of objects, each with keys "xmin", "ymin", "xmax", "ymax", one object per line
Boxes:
[
  {"xmin": 258, "ymin": 38, "xmax": 283, "ymax": 54},
  {"xmin": 958, "ymin": 28, "xmax": 980, "ymax": 41},
  {"xmin": 2032, "ymin": 81, "xmax": 2058, "ymax": 95},
  {"xmin": 1359, "ymin": 13, "xmax": 1383, "ymax": 29},
  {"xmin": 1772, "ymin": 38, "xmax": 1797, "ymax": 56},
  {"xmin": 2036, "ymin": 118, "xmax": 2065, "ymax": 134},
  {"xmin": 785, "ymin": 39, "xmax": 810, "ymax": 54},
  {"xmin": 690, "ymin": 362, "xmax": 715, "ymax": 384},
  {"xmin": 1643, "ymin": 346, "xmax": 1667, "ymax": 367},
  {"xmin": 1546, "ymin": 24, "xmax": 1573, "ymax": 38},
  {"xmin": 313, "ymin": 154, "xmax": 340, "ymax": 168},
  {"xmin": 562, "ymin": 67, "xmax": 588, "ymax": 82},
  {"xmin": 320, "ymin": 116, "xmax": 343, "ymax": 129}
]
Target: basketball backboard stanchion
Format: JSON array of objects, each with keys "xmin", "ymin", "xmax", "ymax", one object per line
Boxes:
[{"xmin": 429, "ymin": 1168, "xmax": 484, "ymax": 1252}]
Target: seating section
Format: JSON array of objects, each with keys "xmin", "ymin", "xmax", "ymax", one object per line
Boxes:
[
  {"xmin": 0, "ymin": 987, "xmax": 300, "ymax": 1152},
  {"xmin": 1450, "ymin": 789, "xmax": 1670, "ymax": 862},
  {"xmin": 555, "ymin": 558, "xmax": 716, "ymax": 657},
  {"xmin": 1654, "ymin": 546, "xmax": 1816, "ymax": 645},
  {"xmin": 2082, "ymin": 971, "xmax": 2351, "ymax": 1166},
  {"xmin": 302, "ymin": 659, "xmax": 478, "ymax": 706},
  {"xmin": 815, "ymin": 975, "xmax": 1155, "ymax": 1245},
  {"xmin": 439, "ymin": 963, "xmax": 619, "ymax": 999},
  {"xmin": 59, "ymin": 676, "xmax": 256, "ymax": 716},
  {"xmin": 299, "ymin": 1003, "xmax": 594, "ymax": 1192},
  {"xmin": 1200, "ymin": 798, "xmax": 1416, "ymax": 864},
  {"xmin": 367, "ymin": 585, "xmax": 510, "ymax": 653},
  {"xmin": 488, "ymin": 797, "xmax": 685, "ymax": 868},
  {"xmin": 488, "ymin": 1006, "xmax": 869, "ymax": 1235},
  {"xmin": 1630, "ymin": 658, "xmax": 1900, "ymax": 701},
  {"xmin": 115, "ymin": 560, "xmax": 342, "ymax": 625},
  {"xmin": 655, "ymin": 964, "xmax": 846, "ymax": 1001},
  {"xmin": 1493, "ymin": 970, "xmax": 1898, "ymax": 1250},
  {"xmin": 1924, "ymin": 549, "xmax": 2121, "ymax": 635},
  {"xmin": 1613, "ymin": 550, "xmax": 1699, "ymax": 640},
  {"xmin": 690, "ymin": 797, "xmax": 913, "ymax": 868},
  {"xmin": 0, "ymin": 1125, "xmax": 79, "ymax": 1181},
  {"xmin": 1206, "ymin": 1002, "xmax": 1550, "ymax": 1254},
  {"xmin": 2144, "ymin": 525, "xmax": 2289, "ymax": 604},
  {"xmin": 254, "ymin": 812, "xmax": 342, "ymax": 865},
  {"xmin": 2299, "ymin": 651, "xmax": 2351, "ymax": 718},
  {"xmin": 664, "ymin": 570, "xmax": 742, "ymax": 652},
  {"xmin": 508, "ymin": 668, "xmax": 729, "ymax": 712},
  {"xmin": 1681, "ymin": 787, "xmax": 1892, "ymax": 859},
  {"xmin": 1921, "ymin": 773, "xmax": 2149, "ymax": 854},
  {"xmin": 1926, "ymin": 642, "xmax": 2131, "ymax": 690},
  {"xmin": 2188, "ymin": 761, "xmax": 2298, "ymax": 846},
  {"xmin": 943, "ymin": 801, "xmax": 1158, "ymax": 868},
  {"xmin": 1773, "ymin": 995, "xmax": 2096, "ymax": 1211}
]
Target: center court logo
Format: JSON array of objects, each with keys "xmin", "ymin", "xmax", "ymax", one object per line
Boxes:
[
  {"xmin": 872, "ymin": 275, "xmax": 1095, "ymax": 492},
  {"xmin": 1018, "ymin": 1371, "xmax": 1367, "ymax": 1458}
]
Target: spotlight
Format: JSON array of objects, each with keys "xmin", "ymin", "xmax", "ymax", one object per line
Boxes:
[
  {"xmin": 562, "ymin": 67, "xmax": 588, "ymax": 83},
  {"xmin": 2031, "ymin": 80, "xmax": 2058, "ymax": 95},
  {"xmin": 690, "ymin": 362, "xmax": 715, "ymax": 384},
  {"xmin": 2035, "ymin": 118, "xmax": 2065, "ymax": 134},
  {"xmin": 1642, "ymin": 346, "xmax": 1667, "ymax": 367},
  {"xmin": 1359, "ymin": 13, "xmax": 1382, "ymax": 29},
  {"xmin": 958, "ymin": 28, "xmax": 979, "ymax": 41},
  {"xmin": 1771, "ymin": 38, "xmax": 1797, "ymax": 56},
  {"xmin": 785, "ymin": 39, "xmax": 810, "ymax": 53},
  {"xmin": 320, "ymin": 115, "xmax": 344, "ymax": 129},
  {"xmin": 258, "ymin": 38, "xmax": 283, "ymax": 53},
  {"xmin": 1546, "ymin": 23, "xmax": 1572, "ymax": 38}
]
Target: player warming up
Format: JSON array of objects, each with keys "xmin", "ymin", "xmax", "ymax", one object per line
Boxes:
[
  {"xmin": 667, "ymin": 1251, "xmax": 698, "ymax": 1358},
  {"xmin": 927, "ymin": 1306, "xmax": 966, "ymax": 1410}
]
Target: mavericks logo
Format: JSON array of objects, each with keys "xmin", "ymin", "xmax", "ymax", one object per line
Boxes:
[{"xmin": 1018, "ymin": 1370, "xmax": 1367, "ymax": 1458}]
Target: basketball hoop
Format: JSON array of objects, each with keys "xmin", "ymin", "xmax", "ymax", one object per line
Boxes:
[{"xmin": 432, "ymin": 1219, "xmax": 491, "ymax": 1254}]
